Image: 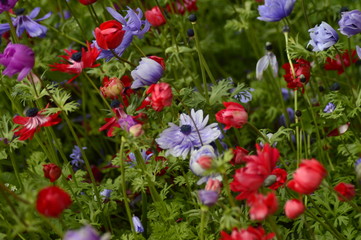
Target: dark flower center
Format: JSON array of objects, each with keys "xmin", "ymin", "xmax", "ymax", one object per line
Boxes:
[
  {"xmin": 180, "ymin": 125, "xmax": 192, "ymax": 135},
  {"xmin": 111, "ymin": 99, "xmax": 121, "ymax": 109},
  {"xmin": 14, "ymin": 8, "xmax": 25, "ymax": 15},
  {"xmin": 26, "ymin": 108, "xmax": 39, "ymax": 117},
  {"xmin": 71, "ymin": 52, "xmax": 82, "ymax": 62},
  {"xmin": 0, "ymin": 0, "xmax": 8, "ymax": 5}
]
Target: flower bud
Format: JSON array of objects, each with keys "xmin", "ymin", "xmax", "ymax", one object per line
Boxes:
[
  {"xmin": 100, "ymin": 76, "xmax": 124, "ymax": 99},
  {"xmin": 36, "ymin": 186, "xmax": 72, "ymax": 218},
  {"xmin": 43, "ymin": 163, "xmax": 62, "ymax": 182},
  {"xmin": 197, "ymin": 155, "xmax": 212, "ymax": 169},
  {"xmin": 129, "ymin": 124, "xmax": 144, "ymax": 137},
  {"xmin": 205, "ymin": 178, "xmax": 221, "ymax": 193},
  {"xmin": 188, "ymin": 14, "xmax": 197, "ymax": 22},
  {"xmin": 198, "ymin": 190, "xmax": 218, "ymax": 207},
  {"xmin": 132, "ymin": 216, "xmax": 144, "ymax": 233},
  {"xmin": 284, "ymin": 199, "xmax": 305, "ymax": 219},
  {"xmin": 145, "ymin": 6, "xmax": 166, "ymax": 27},
  {"xmin": 334, "ymin": 182, "xmax": 355, "ymax": 201},
  {"xmin": 95, "ymin": 20, "xmax": 125, "ymax": 50}
]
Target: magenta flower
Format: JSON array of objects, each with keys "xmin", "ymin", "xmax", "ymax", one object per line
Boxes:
[
  {"xmin": 0, "ymin": 0, "xmax": 18, "ymax": 13},
  {"xmin": 0, "ymin": 43, "xmax": 35, "ymax": 81}
]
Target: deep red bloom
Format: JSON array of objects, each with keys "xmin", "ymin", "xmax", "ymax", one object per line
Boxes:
[
  {"xmin": 230, "ymin": 146, "xmax": 249, "ymax": 165},
  {"xmin": 216, "ymin": 102, "xmax": 248, "ymax": 130},
  {"xmin": 49, "ymin": 42, "xmax": 100, "ymax": 83},
  {"xmin": 78, "ymin": 0, "xmax": 97, "ymax": 5},
  {"xmin": 268, "ymin": 168, "xmax": 287, "ymax": 190},
  {"xmin": 95, "ymin": 20, "xmax": 125, "ymax": 50},
  {"xmin": 13, "ymin": 108, "xmax": 62, "ymax": 141},
  {"xmin": 100, "ymin": 76, "xmax": 124, "ymax": 99},
  {"xmin": 282, "ymin": 59, "xmax": 311, "ymax": 92},
  {"xmin": 99, "ymin": 107, "xmax": 122, "ymax": 137},
  {"xmin": 43, "ymin": 163, "xmax": 62, "ymax": 182},
  {"xmin": 36, "ymin": 186, "xmax": 72, "ymax": 218},
  {"xmin": 166, "ymin": 0, "xmax": 198, "ymax": 15},
  {"xmin": 284, "ymin": 199, "xmax": 305, "ymax": 219},
  {"xmin": 324, "ymin": 50, "xmax": 357, "ymax": 74},
  {"xmin": 145, "ymin": 6, "xmax": 166, "ymax": 27},
  {"xmin": 287, "ymin": 159, "xmax": 327, "ymax": 195},
  {"xmin": 334, "ymin": 182, "xmax": 355, "ymax": 201},
  {"xmin": 146, "ymin": 83, "xmax": 173, "ymax": 111},
  {"xmin": 247, "ymin": 192, "xmax": 278, "ymax": 221},
  {"xmin": 220, "ymin": 226, "xmax": 275, "ymax": 240}
]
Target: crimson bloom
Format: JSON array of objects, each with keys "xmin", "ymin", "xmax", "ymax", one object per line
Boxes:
[
  {"xmin": 247, "ymin": 192, "xmax": 278, "ymax": 221},
  {"xmin": 49, "ymin": 43, "xmax": 100, "ymax": 83},
  {"xmin": 282, "ymin": 59, "xmax": 311, "ymax": 92},
  {"xmin": 145, "ymin": 6, "xmax": 166, "ymax": 27},
  {"xmin": 43, "ymin": 163, "xmax": 62, "ymax": 182},
  {"xmin": 268, "ymin": 168, "xmax": 287, "ymax": 190},
  {"xmin": 146, "ymin": 82, "xmax": 173, "ymax": 111},
  {"xmin": 216, "ymin": 102, "xmax": 248, "ymax": 130},
  {"xmin": 284, "ymin": 199, "xmax": 305, "ymax": 219},
  {"xmin": 220, "ymin": 226, "xmax": 275, "ymax": 240},
  {"xmin": 334, "ymin": 182, "xmax": 355, "ymax": 201},
  {"xmin": 166, "ymin": 0, "xmax": 198, "ymax": 15},
  {"xmin": 36, "ymin": 186, "xmax": 72, "ymax": 218},
  {"xmin": 230, "ymin": 146, "xmax": 249, "ymax": 165},
  {"xmin": 324, "ymin": 50, "xmax": 357, "ymax": 74},
  {"xmin": 78, "ymin": 0, "xmax": 97, "ymax": 5},
  {"xmin": 287, "ymin": 159, "xmax": 327, "ymax": 195},
  {"xmin": 95, "ymin": 20, "xmax": 125, "ymax": 50},
  {"xmin": 13, "ymin": 108, "xmax": 62, "ymax": 141}
]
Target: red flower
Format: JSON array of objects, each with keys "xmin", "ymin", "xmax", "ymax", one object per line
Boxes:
[
  {"xmin": 230, "ymin": 146, "xmax": 249, "ymax": 165},
  {"xmin": 268, "ymin": 168, "xmax": 287, "ymax": 190},
  {"xmin": 166, "ymin": 0, "xmax": 198, "ymax": 15},
  {"xmin": 36, "ymin": 186, "xmax": 72, "ymax": 218},
  {"xmin": 284, "ymin": 199, "xmax": 305, "ymax": 219},
  {"xmin": 324, "ymin": 50, "xmax": 357, "ymax": 74},
  {"xmin": 146, "ymin": 83, "xmax": 173, "ymax": 111},
  {"xmin": 78, "ymin": 0, "xmax": 97, "ymax": 5},
  {"xmin": 247, "ymin": 192, "xmax": 278, "ymax": 221},
  {"xmin": 43, "ymin": 163, "xmax": 62, "ymax": 182},
  {"xmin": 282, "ymin": 59, "xmax": 311, "ymax": 92},
  {"xmin": 287, "ymin": 159, "xmax": 327, "ymax": 195},
  {"xmin": 95, "ymin": 20, "xmax": 125, "ymax": 50},
  {"xmin": 216, "ymin": 102, "xmax": 248, "ymax": 130},
  {"xmin": 145, "ymin": 6, "xmax": 166, "ymax": 27},
  {"xmin": 99, "ymin": 107, "xmax": 122, "ymax": 137},
  {"xmin": 50, "ymin": 42, "xmax": 100, "ymax": 83},
  {"xmin": 100, "ymin": 76, "xmax": 124, "ymax": 99},
  {"xmin": 334, "ymin": 182, "xmax": 355, "ymax": 201},
  {"xmin": 13, "ymin": 108, "xmax": 62, "ymax": 141},
  {"xmin": 220, "ymin": 226, "xmax": 275, "ymax": 240}
]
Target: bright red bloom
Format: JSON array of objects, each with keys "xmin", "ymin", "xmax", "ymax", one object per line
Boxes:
[
  {"xmin": 284, "ymin": 199, "xmax": 305, "ymax": 219},
  {"xmin": 324, "ymin": 50, "xmax": 357, "ymax": 74},
  {"xmin": 145, "ymin": 6, "xmax": 166, "ymax": 27},
  {"xmin": 36, "ymin": 186, "xmax": 72, "ymax": 218},
  {"xmin": 230, "ymin": 146, "xmax": 249, "ymax": 165},
  {"xmin": 247, "ymin": 192, "xmax": 278, "ymax": 221},
  {"xmin": 99, "ymin": 107, "xmax": 122, "ymax": 137},
  {"xmin": 13, "ymin": 108, "xmax": 62, "ymax": 141},
  {"xmin": 220, "ymin": 226, "xmax": 275, "ymax": 240},
  {"xmin": 334, "ymin": 182, "xmax": 355, "ymax": 201},
  {"xmin": 216, "ymin": 102, "xmax": 248, "ymax": 130},
  {"xmin": 100, "ymin": 76, "xmax": 124, "ymax": 99},
  {"xmin": 49, "ymin": 42, "xmax": 100, "ymax": 83},
  {"xmin": 166, "ymin": 0, "xmax": 198, "ymax": 15},
  {"xmin": 148, "ymin": 55, "xmax": 166, "ymax": 69},
  {"xmin": 282, "ymin": 59, "xmax": 311, "ymax": 92},
  {"xmin": 43, "ymin": 163, "xmax": 62, "ymax": 182},
  {"xmin": 78, "ymin": 0, "xmax": 97, "ymax": 5},
  {"xmin": 146, "ymin": 83, "xmax": 173, "ymax": 111},
  {"xmin": 95, "ymin": 20, "xmax": 125, "ymax": 50},
  {"xmin": 287, "ymin": 159, "xmax": 327, "ymax": 195},
  {"xmin": 268, "ymin": 168, "xmax": 287, "ymax": 190}
]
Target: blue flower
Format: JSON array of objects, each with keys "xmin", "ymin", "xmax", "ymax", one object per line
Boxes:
[
  {"xmin": 323, "ymin": 102, "xmax": 335, "ymax": 113},
  {"xmin": 132, "ymin": 216, "xmax": 144, "ymax": 233},
  {"xmin": 100, "ymin": 189, "xmax": 113, "ymax": 199},
  {"xmin": 338, "ymin": 10, "xmax": 361, "ymax": 37},
  {"xmin": 257, "ymin": 0, "xmax": 296, "ymax": 22},
  {"xmin": 279, "ymin": 107, "xmax": 295, "ymax": 127},
  {"xmin": 131, "ymin": 57, "xmax": 164, "ymax": 89},
  {"xmin": 234, "ymin": 88, "xmax": 254, "ymax": 103},
  {"xmin": 308, "ymin": 22, "xmax": 339, "ymax": 52},
  {"xmin": 70, "ymin": 145, "xmax": 87, "ymax": 171},
  {"xmin": 198, "ymin": 190, "xmax": 218, "ymax": 207},
  {"xmin": 0, "ymin": 7, "xmax": 51, "ymax": 38},
  {"xmin": 63, "ymin": 225, "xmax": 108, "ymax": 240},
  {"xmin": 156, "ymin": 109, "xmax": 221, "ymax": 159},
  {"xmin": 128, "ymin": 150, "xmax": 153, "ymax": 167}
]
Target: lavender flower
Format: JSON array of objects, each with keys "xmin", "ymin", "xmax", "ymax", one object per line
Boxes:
[
  {"xmin": 128, "ymin": 149, "xmax": 153, "ymax": 167},
  {"xmin": 156, "ymin": 109, "xmax": 221, "ymax": 159},
  {"xmin": 279, "ymin": 107, "xmax": 295, "ymax": 127},
  {"xmin": 356, "ymin": 45, "xmax": 361, "ymax": 59},
  {"xmin": 132, "ymin": 216, "xmax": 144, "ymax": 233},
  {"xmin": 70, "ymin": 145, "xmax": 87, "ymax": 171},
  {"xmin": 198, "ymin": 190, "xmax": 218, "ymax": 207},
  {"xmin": 308, "ymin": 22, "xmax": 339, "ymax": 52},
  {"xmin": 0, "ymin": 43, "xmax": 34, "ymax": 81},
  {"xmin": 100, "ymin": 189, "xmax": 113, "ymax": 199},
  {"xmin": 0, "ymin": 0, "xmax": 18, "ymax": 13},
  {"xmin": 189, "ymin": 145, "xmax": 216, "ymax": 177},
  {"xmin": 131, "ymin": 57, "xmax": 164, "ymax": 89},
  {"xmin": 0, "ymin": 7, "xmax": 51, "ymax": 38},
  {"xmin": 234, "ymin": 88, "xmax": 254, "ymax": 103},
  {"xmin": 63, "ymin": 225, "xmax": 109, "ymax": 240},
  {"xmin": 257, "ymin": 0, "xmax": 296, "ymax": 22},
  {"xmin": 118, "ymin": 115, "xmax": 138, "ymax": 131},
  {"xmin": 323, "ymin": 102, "xmax": 336, "ymax": 113},
  {"xmin": 338, "ymin": 10, "xmax": 361, "ymax": 37}
]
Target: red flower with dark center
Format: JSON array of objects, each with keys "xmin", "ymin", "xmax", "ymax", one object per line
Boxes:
[
  {"xmin": 49, "ymin": 42, "xmax": 100, "ymax": 83},
  {"xmin": 36, "ymin": 186, "xmax": 72, "ymax": 218},
  {"xmin": 95, "ymin": 20, "xmax": 125, "ymax": 50},
  {"xmin": 324, "ymin": 50, "xmax": 357, "ymax": 74},
  {"xmin": 282, "ymin": 59, "xmax": 311, "ymax": 92}
]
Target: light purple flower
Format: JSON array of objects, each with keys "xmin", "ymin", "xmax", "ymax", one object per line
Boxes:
[
  {"xmin": 70, "ymin": 145, "xmax": 87, "ymax": 171},
  {"xmin": 338, "ymin": 10, "xmax": 361, "ymax": 37},
  {"xmin": 63, "ymin": 225, "xmax": 109, "ymax": 240},
  {"xmin": 132, "ymin": 216, "xmax": 144, "ymax": 233},
  {"xmin": 156, "ymin": 109, "xmax": 221, "ymax": 159},
  {"xmin": 356, "ymin": 45, "xmax": 361, "ymax": 60},
  {"xmin": 118, "ymin": 115, "xmax": 138, "ymax": 131},
  {"xmin": 190, "ymin": 145, "xmax": 216, "ymax": 177},
  {"xmin": 131, "ymin": 57, "xmax": 164, "ymax": 89},
  {"xmin": 100, "ymin": 189, "xmax": 112, "ymax": 199},
  {"xmin": 0, "ymin": 43, "xmax": 34, "ymax": 81},
  {"xmin": 257, "ymin": 0, "xmax": 296, "ymax": 22},
  {"xmin": 0, "ymin": 7, "xmax": 51, "ymax": 38},
  {"xmin": 308, "ymin": 22, "xmax": 339, "ymax": 52},
  {"xmin": 279, "ymin": 107, "xmax": 295, "ymax": 127},
  {"xmin": 256, "ymin": 52, "xmax": 278, "ymax": 80},
  {"xmin": 234, "ymin": 88, "xmax": 254, "ymax": 103},
  {"xmin": 198, "ymin": 190, "xmax": 218, "ymax": 207},
  {"xmin": 0, "ymin": 0, "xmax": 18, "ymax": 14},
  {"xmin": 323, "ymin": 102, "xmax": 335, "ymax": 113},
  {"xmin": 128, "ymin": 149, "xmax": 153, "ymax": 167}
]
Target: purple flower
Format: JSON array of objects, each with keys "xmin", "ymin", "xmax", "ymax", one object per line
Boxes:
[
  {"xmin": 338, "ymin": 10, "xmax": 361, "ymax": 37},
  {"xmin": 0, "ymin": 43, "xmax": 34, "ymax": 81},
  {"xmin": 308, "ymin": 22, "xmax": 339, "ymax": 52},
  {"xmin": 356, "ymin": 45, "xmax": 361, "ymax": 59},
  {"xmin": 128, "ymin": 149, "xmax": 153, "ymax": 167},
  {"xmin": 70, "ymin": 145, "xmax": 87, "ymax": 171},
  {"xmin": 100, "ymin": 189, "xmax": 113, "ymax": 199},
  {"xmin": 279, "ymin": 107, "xmax": 295, "ymax": 127},
  {"xmin": 257, "ymin": 0, "xmax": 296, "ymax": 22},
  {"xmin": 355, "ymin": 157, "xmax": 361, "ymax": 168},
  {"xmin": 190, "ymin": 145, "xmax": 216, "ymax": 177},
  {"xmin": 132, "ymin": 216, "xmax": 144, "ymax": 233},
  {"xmin": 234, "ymin": 88, "xmax": 254, "ymax": 103},
  {"xmin": 131, "ymin": 57, "xmax": 164, "ymax": 89},
  {"xmin": 63, "ymin": 225, "xmax": 109, "ymax": 240},
  {"xmin": 323, "ymin": 102, "xmax": 336, "ymax": 113},
  {"xmin": 156, "ymin": 109, "xmax": 221, "ymax": 159},
  {"xmin": 281, "ymin": 88, "xmax": 293, "ymax": 101},
  {"xmin": 0, "ymin": 7, "xmax": 51, "ymax": 38},
  {"xmin": 198, "ymin": 190, "xmax": 218, "ymax": 207},
  {"xmin": 118, "ymin": 115, "xmax": 138, "ymax": 131},
  {"xmin": 0, "ymin": 0, "xmax": 18, "ymax": 14}
]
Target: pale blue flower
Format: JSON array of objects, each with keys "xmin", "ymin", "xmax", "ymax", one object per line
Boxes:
[
  {"xmin": 308, "ymin": 22, "xmax": 339, "ymax": 52},
  {"xmin": 198, "ymin": 190, "xmax": 218, "ymax": 207},
  {"xmin": 70, "ymin": 145, "xmax": 87, "ymax": 171},
  {"xmin": 132, "ymin": 216, "xmax": 144, "ymax": 233},
  {"xmin": 323, "ymin": 102, "xmax": 336, "ymax": 113},
  {"xmin": 338, "ymin": 10, "xmax": 361, "ymax": 37},
  {"xmin": 257, "ymin": 0, "xmax": 296, "ymax": 22}
]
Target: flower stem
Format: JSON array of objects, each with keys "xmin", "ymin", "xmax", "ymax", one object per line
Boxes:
[
  {"xmin": 199, "ymin": 206, "xmax": 208, "ymax": 240},
  {"xmin": 222, "ymin": 173, "xmax": 236, "ymax": 208},
  {"xmin": 5, "ymin": 11, "xmax": 18, "ymax": 43},
  {"xmin": 246, "ymin": 122, "xmax": 269, "ymax": 143},
  {"xmin": 8, "ymin": 149, "xmax": 23, "ymax": 191}
]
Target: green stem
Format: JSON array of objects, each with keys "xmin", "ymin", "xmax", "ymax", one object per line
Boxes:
[
  {"xmin": 82, "ymin": 72, "xmax": 112, "ymax": 111},
  {"xmin": 300, "ymin": 0, "xmax": 311, "ymax": 29},
  {"xmin": 5, "ymin": 11, "xmax": 18, "ymax": 43},
  {"xmin": 222, "ymin": 173, "xmax": 236, "ymax": 208},
  {"xmin": 44, "ymin": 24, "xmax": 86, "ymax": 46},
  {"xmin": 199, "ymin": 206, "xmax": 208, "ymax": 240},
  {"xmin": 246, "ymin": 122, "xmax": 269, "ymax": 143},
  {"xmin": 8, "ymin": 149, "xmax": 23, "ymax": 191},
  {"xmin": 109, "ymin": 49, "xmax": 136, "ymax": 67},
  {"xmin": 64, "ymin": 0, "xmax": 87, "ymax": 40}
]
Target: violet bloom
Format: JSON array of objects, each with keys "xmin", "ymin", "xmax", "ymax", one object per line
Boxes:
[
  {"xmin": 0, "ymin": 0, "xmax": 18, "ymax": 14},
  {"xmin": 0, "ymin": 43, "xmax": 34, "ymax": 81},
  {"xmin": 198, "ymin": 190, "xmax": 218, "ymax": 207},
  {"xmin": 323, "ymin": 102, "xmax": 336, "ymax": 113},
  {"xmin": 131, "ymin": 57, "xmax": 164, "ymax": 89},
  {"xmin": 234, "ymin": 88, "xmax": 254, "ymax": 103},
  {"xmin": 100, "ymin": 189, "xmax": 112, "ymax": 199},
  {"xmin": 279, "ymin": 107, "xmax": 295, "ymax": 127},
  {"xmin": 156, "ymin": 109, "xmax": 221, "ymax": 159},
  {"xmin": 118, "ymin": 115, "xmax": 138, "ymax": 131},
  {"xmin": 63, "ymin": 225, "xmax": 109, "ymax": 240},
  {"xmin": 0, "ymin": 7, "xmax": 51, "ymax": 38},
  {"xmin": 132, "ymin": 216, "xmax": 144, "ymax": 233},
  {"xmin": 70, "ymin": 145, "xmax": 87, "ymax": 171},
  {"xmin": 257, "ymin": 0, "xmax": 296, "ymax": 22},
  {"xmin": 128, "ymin": 149, "xmax": 153, "ymax": 167},
  {"xmin": 338, "ymin": 10, "xmax": 361, "ymax": 37},
  {"xmin": 308, "ymin": 22, "xmax": 339, "ymax": 52}
]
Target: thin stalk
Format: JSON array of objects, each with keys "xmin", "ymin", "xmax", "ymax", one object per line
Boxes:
[
  {"xmin": 44, "ymin": 24, "xmax": 86, "ymax": 46},
  {"xmin": 8, "ymin": 149, "xmax": 23, "ymax": 191},
  {"xmin": 222, "ymin": 173, "xmax": 236, "ymax": 208},
  {"xmin": 294, "ymin": 90, "xmax": 300, "ymax": 165},
  {"xmin": 64, "ymin": 0, "xmax": 86, "ymax": 40},
  {"xmin": 0, "ymin": 182, "xmax": 29, "ymax": 204},
  {"xmin": 199, "ymin": 206, "xmax": 208, "ymax": 240},
  {"xmin": 5, "ymin": 11, "xmax": 18, "ymax": 43},
  {"xmin": 246, "ymin": 122, "xmax": 269, "ymax": 143},
  {"xmin": 88, "ymin": 5, "xmax": 101, "ymax": 25},
  {"xmin": 300, "ymin": 0, "xmax": 311, "ymax": 29},
  {"xmin": 82, "ymin": 73, "xmax": 112, "ymax": 111},
  {"xmin": 132, "ymin": 41, "xmax": 146, "ymax": 57},
  {"xmin": 109, "ymin": 49, "xmax": 136, "ymax": 67},
  {"xmin": 267, "ymin": 216, "xmax": 283, "ymax": 240}
]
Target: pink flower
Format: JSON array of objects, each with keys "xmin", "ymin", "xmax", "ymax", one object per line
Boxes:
[
  {"xmin": 247, "ymin": 192, "xmax": 278, "ymax": 221},
  {"xmin": 284, "ymin": 199, "xmax": 305, "ymax": 219},
  {"xmin": 145, "ymin": 6, "xmax": 166, "ymax": 27},
  {"xmin": 100, "ymin": 76, "xmax": 124, "ymax": 99},
  {"xmin": 216, "ymin": 102, "xmax": 248, "ymax": 130},
  {"xmin": 334, "ymin": 182, "xmax": 355, "ymax": 201},
  {"xmin": 146, "ymin": 83, "xmax": 173, "ymax": 111},
  {"xmin": 205, "ymin": 178, "xmax": 222, "ymax": 193},
  {"xmin": 287, "ymin": 159, "xmax": 327, "ymax": 195}
]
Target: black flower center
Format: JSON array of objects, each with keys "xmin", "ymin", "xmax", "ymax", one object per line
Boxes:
[
  {"xmin": 180, "ymin": 125, "xmax": 192, "ymax": 135},
  {"xmin": 71, "ymin": 52, "xmax": 82, "ymax": 62},
  {"xmin": 0, "ymin": 0, "xmax": 8, "ymax": 5},
  {"xmin": 111, "ymin": 99, "xmax": 121, "ymax": 109},
  {"xmin": 14, "ymin": 8, "xmax": 25, "ymax": 15},
  {"xmin": 26, "ymin": 108, "xmax": 39, "ymax": 117}
]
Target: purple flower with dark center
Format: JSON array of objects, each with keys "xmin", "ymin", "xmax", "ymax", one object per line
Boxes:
[
  {"xmin": 63, "ymin": 225, "xmax": 109, "ymax": 240},
  {"xmin": 0, "ymin": 7, "xmax": 51, "ymax": 38},
  {"xmin": 0, "ymin": 0, "xmax": 18, "ymax": 14},
  {"xmin": 156, "ymin": 109, "xmax": 221, "ymax": 159},
  {"xmin": 70, "ymin": 145, "xmax": 87, "ymax": 171},
  {"xmin": 198, "ymin": 190, "xmax": 219, "ymax": 207},
  {"xmin": 338, "ymin": 10, "xmax": 361, "ymax": 37},
  {"xmin": 0, "ymin": 43, "xmax": 34, "ymax": 81},
  {"xmin": 308, "ymin": 22, "xmax": 339, "ymax": 52},
  {"xmin": 132, "ymin": 216, "xmax": 144, "ymax": 233},
  {"xmin": 257, "ymin": 0, "xmax": 296, "ymax": 22},
  {"xmin": 131, "ymin": 57, "xmax": 164, "ymax": 89},
  {"xmin": 323, "ymin": 102, "xmax": 336, "ymax": 113}
]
